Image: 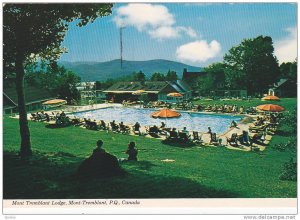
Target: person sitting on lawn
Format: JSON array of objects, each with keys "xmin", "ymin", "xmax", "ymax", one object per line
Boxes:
[
  {"xmin": 77, "ymin": 140, "xmax": 124, "ymax": 178},
  {"xmin": 125, "ymin": 141, "xmax": 138, "ymax": 161}
]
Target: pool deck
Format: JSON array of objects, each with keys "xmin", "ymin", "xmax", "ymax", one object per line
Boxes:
[{"xmin": 14, "ymin": 103, "xmax": 271, "ymax": 152}]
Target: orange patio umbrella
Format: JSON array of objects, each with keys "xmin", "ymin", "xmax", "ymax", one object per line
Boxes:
[
  {"xmin": 261, "ymin": 95, "xmax": 280, "ymax": 101},
  {"xmin": 256, "ymin": 104, "xmax": 284, "ymax": 112},
  {"xmin": 167, "ymin": 92, "xmax": 183, "ymax": 97},
  {"xmin": 151, "ymin": 108, "xmax": 181, "ymax": 118},
  {"xmin": 43, "ymin": 99, "xmax": 67, "ymax": 105}
]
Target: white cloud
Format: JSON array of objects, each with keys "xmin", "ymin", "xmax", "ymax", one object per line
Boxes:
[
  {"xmin": 178, "ymin": 27, "xmax": 198, "ymax": 38},
  {"xmin": 274, "ymin": 27, "xmax": 297, "ymax": 64},
  {"xmin": 114, "ymin": 3, "xmax": 175, "ymax": 31},
  {"xmin": 148, "ymin": 26, "xmax": 180, "ymax": 39},
  {"xmin": 114, "ymin": 3, "xmax": 198, "ymax": 40},
  {"xmin": 176, "ymin": 40, "xmax": 222, "ymax": 63},
  {"xmin": 149, "ymin": 26, "xmax": 198, "ymax": 40}
]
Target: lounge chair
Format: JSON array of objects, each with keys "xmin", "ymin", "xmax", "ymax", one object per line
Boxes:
[
  {"xmin": 192, "ymin": 131, "xmax": 203, "ymax": 144},
  {"xmin": 71, "ymin": 118, "xmax": 82, "ymax": 126},
  {"xmin": 30, "ymin": 113, "xmax": 39, "ymax": 121},
  {"xmin": 99, "ymin": 120, "xmax": 108, "ymax": 130},
  {"xmin": 84, "ymin": 119, "xmax": 98, "ymax": 130},
  {"xmin": 167, "ymin": 130, "xmax": 179, "ymax": 140},
  {"xmin": 89, "ymin": 121, "xmax": 98, "ymax": 130},
  {"xmin": 226, "ymin": 133, "xmax": 238, "ymax": 146},
  {"xmin": 178, "ymin": 132, "xmax": 191, "ymax": 141},
  {"xmin": 249, "ymin": 133, "xmax": 264, "ymax": 146},
  {"xmin": 119, "ymin": 124, "xmax": 130, "ymax": 134},
  {"xmin": 145, "ymin": 126, "xmax": 160, "ymax": 138},
  {"xmin": 249, "ymin": 124, "xmax": 269, "ymax": 133},
  {"xmin": 210, "ymin": 133, "xmax": 219, "ymax": 145},
  {"xmin": 110, "ymin": 122, "xmax": 119, "ymax": 132}
]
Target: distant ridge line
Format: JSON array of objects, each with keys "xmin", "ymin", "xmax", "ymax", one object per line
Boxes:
[{"xmin": 58, "ymin": 59, "xmax": 202, "ymax": 82}]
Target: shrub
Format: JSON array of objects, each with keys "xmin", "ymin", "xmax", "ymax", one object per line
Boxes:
[{"xmin": 279, "ymin": 158, "xmax": 297, "ymax": 181}]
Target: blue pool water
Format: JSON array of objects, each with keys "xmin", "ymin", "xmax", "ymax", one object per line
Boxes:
[{"xmin": 73, "ymin": 107, "xmax": 244, "ymax": 134}]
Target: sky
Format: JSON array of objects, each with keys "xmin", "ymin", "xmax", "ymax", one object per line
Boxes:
[{"xmin": 60, "ymin": 3, "xmax": 297, "ymax": 67}]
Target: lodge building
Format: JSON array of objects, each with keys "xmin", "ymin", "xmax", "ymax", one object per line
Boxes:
[{"xmin": 104, "ymin": 80, "xmax": 192, "ymax": 103}]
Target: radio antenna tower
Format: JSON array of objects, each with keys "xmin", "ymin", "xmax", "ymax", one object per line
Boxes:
[{"xmin": 120, "ymin": 27, "xmax": 124, "ymax": 69}]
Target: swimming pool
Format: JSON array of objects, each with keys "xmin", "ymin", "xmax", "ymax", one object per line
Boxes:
[{"xmin": 73, "ymin": 107, "xmax": 244, "ymax": 134}]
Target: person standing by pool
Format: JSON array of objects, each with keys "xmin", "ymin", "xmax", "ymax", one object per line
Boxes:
[
  {"xmin": 207, "ymin": 127, "xmax": 213, "ymax": 139},
  {"xmin": 133, "ymin": 122, "xmax": 141, "ymax": 135},
  {"xmin": 160, "ymin": 121, "xmax": 166, "ymax": 129}
]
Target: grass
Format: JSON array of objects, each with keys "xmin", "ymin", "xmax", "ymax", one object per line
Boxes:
[{"xmin": 3, "ymin": 98, "xmax": 297, "ymax": 199}]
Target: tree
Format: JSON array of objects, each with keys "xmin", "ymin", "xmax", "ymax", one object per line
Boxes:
[
  {"xmin": 273, "ymin": 109, "xmax": 297, "ymax": 181},
  {"xmin": 224, "ymin": 36, "xmax": 280, "ymax": 95},
  {"xmin": 150, "ymin": 72, "xmax": 166, "ymax": 81},
  {"xmin": 3, "ymin": 4, "xmax": 113, "ymax": 157},
  {"xmin": 165, "ymin": 70, "xmax": 178, "ymax": 81},
  {"xmin": 54, "ymin": 66, "xmax": 81, "ymax": 104},
  {"xmin": 94, "ymin": 81, "xmax": 102, "ymax": 90},
  {"xmin": 197, "ymin": 62, "xmax": 225, "ymax": 95},
  {"xmin": 26, "ymin": 64, "xmax": 81, "ymax": 104},
  {"xmin": 279, "ymin": 61, "xmax": 297, "ymax": 81},
  {"xmin": 132, "ymin": 71, "xmax": 146, "ymax": 82}
]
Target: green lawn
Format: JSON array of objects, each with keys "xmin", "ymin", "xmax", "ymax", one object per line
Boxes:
[{"xmin": 3, "ymin": 98, "xmax": 297, "ymax": 199}]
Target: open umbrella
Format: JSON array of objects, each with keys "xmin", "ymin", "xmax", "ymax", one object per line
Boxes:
[
  {"xmin": 167, "ymin": 92, "xmax": 183, "ymax": 97},
  {"xmin": 43, "ymin": 99, "xmax": 67, "ymax": 105},
  {"xmin": 151, "ymin": 108, "xmax": 181, "ymax": 118},
  {"xmin": 261, "ymin": 95, "xmax": 280, "ymax": 101},
  {"xmin": 256, "ymin": 104, "xmax": 284, "ymax": 112}
]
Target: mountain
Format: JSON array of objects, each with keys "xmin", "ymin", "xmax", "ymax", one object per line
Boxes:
[{"xmin": 58, "ymin": 59, "xmax": 202, "ymax": 82}]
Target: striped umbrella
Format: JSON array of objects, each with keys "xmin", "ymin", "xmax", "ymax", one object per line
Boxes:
[
  {"xmin": 151, "ymin": 108, "xmax": 181, "ymax": 118},
  {"xmin": 262, "ymin": 95, "xmax": 280, "ymax": 101},
  {"xmin": 256, "ymin": 104, "xmax": 284, "ymax": 112}
]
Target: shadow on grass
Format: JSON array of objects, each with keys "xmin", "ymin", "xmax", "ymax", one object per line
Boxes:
[
  {"xmin": 120, "ymin": 160, "xmax": 158, "ymax": 171},
  {"xmin": 276, "ymin": 129, "xmax": 293, "ymax": 137},
  {"xmin": 45, "ymin": 124, "xmax": 71, "ymax": 129},
  {"xmin": 4, "ymin": 151, "xmax": 238, "ymax": 199},
  {"xmin": 161, "ymin": 139, "xmax": 196, "ymax": 148}
]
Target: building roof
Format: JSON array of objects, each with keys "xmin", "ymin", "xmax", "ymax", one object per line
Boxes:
[
  {"xmin": 182, "ymin": 71, "xmax": 208, "ymax": 81},
  {"xmin": 3, "ymin": 83, "xmax": 54, "ymax": 107},
  {"xmin": 271, "ymin": 78, "xmax": 289, "ymax": 89},
  {"xmin": 175, "ymin": 80, "xmax": 192, "ymax": 92},
  {"xmin": 104, "ymin": 81, "xmax": 169, "ymax": 94},
  {"xmin": 104, "ymin": 81, "xmax": 191, "ymax": 94}
]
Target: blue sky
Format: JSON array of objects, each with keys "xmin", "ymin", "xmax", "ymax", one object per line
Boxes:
[{"xmin": 60, "ymin": 3, "xmax": 297, "ymax": 67}]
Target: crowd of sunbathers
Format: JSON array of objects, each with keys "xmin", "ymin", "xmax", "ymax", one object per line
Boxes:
[
  {"xmin": 226, "ymin": 113, "xmax": 282, "ymax": 148},
  {"xmin": 30, "ymin": 110, "xmax": 70, "ymax": 126},
  {"xmin": 138, "ymin": 101, "xmax": 259, "ymax": 115},
  {"xmin": 29, "ymin": 107, "xmax": 282, "ymax": 148}
]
